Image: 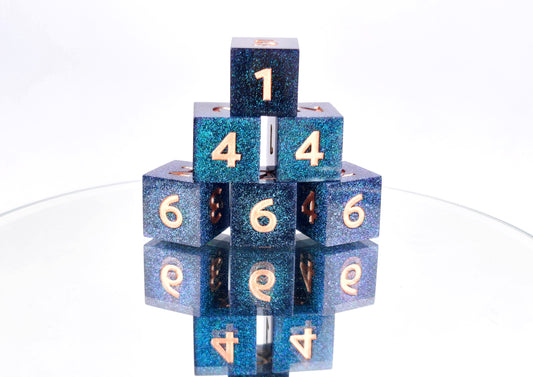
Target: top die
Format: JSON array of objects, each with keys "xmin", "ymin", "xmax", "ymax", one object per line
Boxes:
[{"xmin": 231, "ymin": 37, "xmax": 299, "ymax": 117}]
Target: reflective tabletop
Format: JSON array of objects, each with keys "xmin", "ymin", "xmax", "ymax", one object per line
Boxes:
[{"xmin": 1, "ymin": 183, "xmax": 531, "ymax": 376}]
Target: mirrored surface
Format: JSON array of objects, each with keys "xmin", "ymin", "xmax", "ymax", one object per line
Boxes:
[{"xmin": 0, "ymin": 183, "xmax": 531, "ymax": 376}]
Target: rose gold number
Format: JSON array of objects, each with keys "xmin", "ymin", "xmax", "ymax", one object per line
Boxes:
[
  {"xmin": 254, "ymin": 39, "xmax": 277, "ymax": 47},
  {"xmin": 210, "ymin": 256, "xmax": 223, "ymax": 292},
  {"xmin": 340, "ymin": 263, "xmax": 362, "ymax": 295},
  {"xmin": 343, "ymin": 194, "xmax": 365, "ymax": 228},
  {"xmin": 160, "ymin": 264, "xmax": 183, "ymax": 299},
  {"xmin": 299, "ymin": 257, "xmax": 314, "ymax": 293},
  {"xmin": 210, "ymin": 187, "xmax": 223, "ymax": 224},
  {"xmin": 211, "ymin": 132, "xmax": 242, "ymax": 167},
  {"xmin": 249, "ymin": 269, "xmax": 276, "ymax": 302},
  {"xmin": 211, "ymin": 331, "xmax": 239, "ymax": 363},
  {"xmin": 290, "ymin": 328, "xmax": 317, "ymax": 360},
  {"xmin": 159, "ymin": 195, "xmax": 183, "ymax": 228},
  {"xmin": 301, "ymin": 191, "xmax": 317, "ymax": 224},
  {"xmin": 295, "ymin": 131, "xmax": 324, "ymax": 166},
  {"xmin": 254, "ymin": 68, "xmax": 272, "ymax": 101},
  {"xmin": 249, "ymin": 198, "xmax": 277, "ymax": 233}
]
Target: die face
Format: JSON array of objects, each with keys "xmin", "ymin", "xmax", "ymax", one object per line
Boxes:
[
  {"xmin": 296, "ymin": 162, "xmax": 382, "ymax": 246},
  {"xmin": 295, "ymin": 238, "xmax": 378, "ymax": 315},
  {"xmin": 231, "ymin": 181, "xmax": 297, "ymax": 247},
  {"xmin": 194, "ymin": 315, "xmax": 257, "ymax": 376},
  {"xmin": 193, "ymin": 103, "xmax": 261, "ymax": 183},
  {"xmin": 143, "ymin": 161, "xmax": 229, "ymax": 247},
  {"xmin": 276, "ymin": 103, "xmax": 343, "ymax": 182},
  {"xmin": 230, "ymin": 247, "xmax": 295, "ymax": 316},
  {"xmin": 144, "ymin": 238, "xmax": 230, "ymax": 317},
  {"xmin": 230, "ymin": 38, "xmax": 299, "ymax": 117},
  {"xmin": 272, "ymin": 313, "xmax": 335, "ymax": 373}
]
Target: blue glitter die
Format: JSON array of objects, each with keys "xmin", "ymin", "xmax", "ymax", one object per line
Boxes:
[
  {"xmin": 193, "ymin": 103, "xmax": 261, "ymax": 183},
  {"xmin": 297, "ymin": 161, "xmax": 382, "ymax": 246},
  {"xmin": 231, "ymin": 179, "xmax": 297, "ymax": 248},
  {"xmin": 230, "ymin": 37, "xmax": 299, "ymax": 117},
  {"xmin": 294, "ymin": 236, "xmax": 378, "ymax": 315},
  {"xmin": 194, "ymin": 314, "xmax": 257, "ymax": 376},
  {"xmin": 277, "ymin": 103, "xmax": 343, "ymax": 182},
  {"xmin": 229, "ymin": 246, "xmax": 295, "ymax": 316},
  {"xmin": 272, "ymin": 313, "xmax": 335, "ymax": 373},
  {"xmin": 143, "ymin": 161, "xmax": 229, "ymax": 247},
  {"xmin": 144, "ymin": 236, "xmax": 230, "ymax": 317}
]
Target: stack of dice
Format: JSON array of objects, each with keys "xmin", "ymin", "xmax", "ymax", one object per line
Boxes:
[{"xmin": 142, "ymin": 38, "xmax": 382, "ymax": 377}]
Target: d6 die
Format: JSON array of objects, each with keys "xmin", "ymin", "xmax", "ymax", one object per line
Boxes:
[
  {"xmin": 194, "ymin": 315, "xmax": 257, "ymax": 376},
  {"xmin": 272, "ymin": 312, "xmax": 335, "ymax": 373},
  {"xmin": 231, "ymin": 37, "xmax": 299, "ymax": 117},
  {"xmin": 193, "ymin": 103, "xmax": 261, "ymax": 182},
  {"xmin": 143, "ymin": 161, "xmax": 229, "ymax": 247},
  {"xmin": 230, "ymin": 247, "xmax": 295, "ymax": 316},
  {"xmin": 276, "ymin": 103, "xmax": 343, "ymax": 182},
  {"xmin": 231, "ymin": 178, "xmax": 297, "ymax": 247},
  {"xmin": 295, "ymin": 236, "xmax": 378, "ymax": 315},
  {"xmin": 144, "ymin": 236, "xmax": 229, "ymax": 316},
  {"xmin": 297, "ymin": 161, "xmax": 382, "ymax": 246}
]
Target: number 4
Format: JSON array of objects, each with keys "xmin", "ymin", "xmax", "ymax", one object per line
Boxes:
[
  {"xmin": 295, "ymin": 131, "xmax": 324, "ymax": 166},
  {"xmin": 212, "ymin": 132, "xmax": 242, "ymax": 167},
  {"xmin": 290, "ymin": 328, "xmax": 317, "ymax": 360},
  {"xmin": 211, "ymin": 331, "xmax": 239, "ymax": 363}
]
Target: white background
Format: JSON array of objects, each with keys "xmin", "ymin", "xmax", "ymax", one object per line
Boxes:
[{"xmin": 1, "ymin": 0, "xmax": 532, "ymax": 233}]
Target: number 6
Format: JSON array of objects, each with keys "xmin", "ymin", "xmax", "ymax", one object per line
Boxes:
[
  {"xmin": 343, "ymin": 194, "xmax": 365, "ymax": 229},
  {"xmin": 249, "ymin": 198, "xmax": 277, "ymax": 233}
]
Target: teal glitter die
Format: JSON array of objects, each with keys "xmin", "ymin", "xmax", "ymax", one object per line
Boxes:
[
  {"xmin": 144, "ymin": 236, "xmax": 230, "ymax": 317},
  {"xmin": 194, "ymin": 314, "xmax": 257, "ymax": 376},
  {"xmin": 143, "ymin": 161, "xmax": 230, "ymax": 247},
  {"xmin": 231, "ymin": 178, "xmax": 297, "ymax": 248},
  {"xmin": 193, "ymin": 103, "xmax": 261, "ymax": 183},
  {"xmin": 272, "ymin": 313, "xmax": 335, "ymax": 373},
  {"xmin": 296, "ymin": 161, "xmax": 382, "ymax": 246},
  {"xmin": 229, "ymin": 246, "xmax": 295, "ymax": 316},
  {"xmin": 294, "ymin": 236, "xmax": 378, "ymax": 315},
  {"xmin": 276, "ymin": 103, "xmax": 343, "ymax": 182},
  {"xmin": 231, "ymin": 37, "xmax": 299, "ymax": 117}
]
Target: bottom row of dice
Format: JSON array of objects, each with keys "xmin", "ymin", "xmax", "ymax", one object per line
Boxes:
[
  {"xmin": 194, "ymin": 313, "xmax": 334, "ymax": 375},
  {"xmin": 144, "ymin": 235, "xmax": 378, "ymax": 375}
]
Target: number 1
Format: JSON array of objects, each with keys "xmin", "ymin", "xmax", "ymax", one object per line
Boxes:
[{"xmin": 254, "ymin": 68, "xmax": 272, "ymax": 101}]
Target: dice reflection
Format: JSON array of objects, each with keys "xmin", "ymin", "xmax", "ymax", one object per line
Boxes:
[
  {"xmin": 194, "ymin": 314, "xmax": 257, "ymax": 376},
  {"xmin": 272, "ymin": 312, "xmax": 335, "ymax": 373},
  {"xmin": 144, "ymin": 236, "xmax": 229, "ymax": 317},
  {"xmin": 230, "ymin": 247, "xmax": 295, "ymax": 316},
  {"xmin": 295, "ymin": 236, "xmax": 378, "ymax": 315}
]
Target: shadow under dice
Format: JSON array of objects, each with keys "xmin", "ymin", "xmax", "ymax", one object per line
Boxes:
[
  {"xmin": 144, "ymin": 236, "xmax": 230, "ymax": 316},
  {"xmin": 231, "ymin": 180, "xmax": 296, "ymax": 248},
  {"xmin": 230, "ymin": 247, "xmax": 295, "ymax": 316},
  {"xmin": 294, "ymin": 237, "xmax": 378, "ymax": 315},
  {"xmin": 272, "ymin": 313, "xmax": 335, "ymax": 373},
  {"xmin": 276, "ymin": 103, "xmax": 343, "ymax": 182},
  {"xmin": 230, "ymin": 37, "xmax": 299, "ymax": 117},
  {"xmin": 143, "ymin": 160, "xmax": 229, "ymax": 247},
  {"xmin": 193, "ymin": 102, "xmax": 261, "ymax": 183},
  {"xmin": 194, "ymin": 315, "xmax": 257, "ymax": 376},
  {"xmin": 297, "ymin": 161, "xmax": 382, "ymax": 246}
]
